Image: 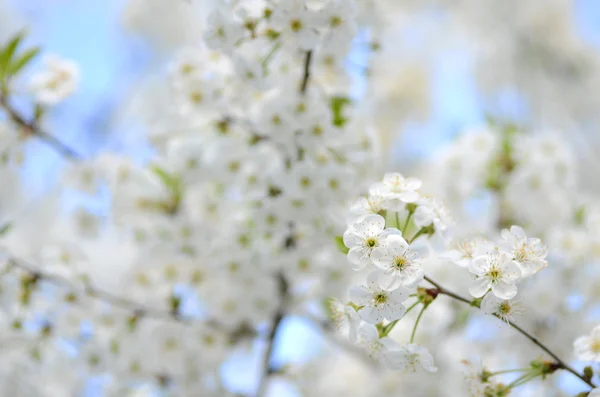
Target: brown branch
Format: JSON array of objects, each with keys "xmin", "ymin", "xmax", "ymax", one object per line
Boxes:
[
  {"xmin": 424, "ymin": 276, "xmax": 597, "ymax": 389},
  {"xmin": 0, "ymin": 95, "xmax": 82, "ymax": 160}
]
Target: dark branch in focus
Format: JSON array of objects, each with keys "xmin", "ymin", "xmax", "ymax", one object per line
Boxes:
[{"xmin": 424, "ymin": 276, "xmax": 597, "ymax": 389}]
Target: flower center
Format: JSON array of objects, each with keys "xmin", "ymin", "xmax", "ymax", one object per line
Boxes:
[
  {"xmin": 498, "ymin": 302, "xmax": 511, "ymax": 315},
  {"xmin": 366, "ymin": 238, "xmax": 377, "ymax": 248},
  {"xmin": 290, "ymin": 19, "xmax": 303, "ymax": 32},
  {"xmin": 591, "ymin": 339, "xmax": 600, "ymax": 354},
  {"xmin": 374, "ymin": 293, "xmax": 388, "ymax": 305},
  {"xmin": 488, "ymin": 267, "xmax": 502, "ymax": 282},
  {"xmin": 393, "ymin": 256, "xmax": 408, "ymax": 270}
]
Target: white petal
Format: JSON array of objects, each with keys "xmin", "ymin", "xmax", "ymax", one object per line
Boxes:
[
  {"xmin": 343, "ymin": 229, "xmax": 363, "ymax": 248},
  {"xmin": 491, "ymin": 281, "xmax": 517, "ymax": 300},
  {"xmin": 382, "ymin": 302, "xmax": 406, "ymax": 321},
  {"xmin": 468, "ymin": 277, "xmax": 490, "ymax": 298},
  {"xmin": 356, "ymin": 214, "xmax": 385, "ymax": 236},
  {"xmin": 378, "ymin": 270, "xmax": 402, "ymax": 291},
  {"xmin": 347, "ymin": 248, "xmax": 370, "ymax": 270},
  {"xmin": 349, "ymin": 285, "xmax": 372, "ymax": 305},
  {"xmin": 370, "ymin": 247, "xmax": 392, "ymax": 270},
  {"xmin": 360, "ymin": 304, "xmax": 384, "ymax": 324}
]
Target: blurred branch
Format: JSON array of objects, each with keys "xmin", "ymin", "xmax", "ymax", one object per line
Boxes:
[
  {"xmin": 4, "ymin": 256, "xmax": 228, "ymax": 332},
  {"xmin": 0, "ymin": 95, "xmax": 82, "ymax": 160},
  {"xmin": 424, "ymin": 276, "xmax": 597, "ymax": 389},
  {"xmin": 256, "ymin": 272, "xmax": 289, "ymax": 397}
]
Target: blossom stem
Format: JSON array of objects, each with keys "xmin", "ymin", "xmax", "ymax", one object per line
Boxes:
[
  {"xmin": 506, "ymin": 372, "xmax": 540, "ymax": 389},
  {"xmin": 410, "ymin": 304, "xmax": 428, "ymax": 343},
  {"xmin": 488, "ymin": 368, "xmax": 531, "ymax": 377},
  {"xmin": 0, "ymin": 94, "xmax": 82, "ymax": 160},
  {"xmin": 402, "ymin": 211, "xmax": 413, "ymax": 234},
  {"xmin": 408, "ymin": 228, "xmax": 426, "ymax": 244},
  {"xmin": 423, "ymin": 275, "xmax": 597, "ymax": 389},
  {"xmin": 261, "ymin": 42, "xmax": 281, "ymax": 71}
]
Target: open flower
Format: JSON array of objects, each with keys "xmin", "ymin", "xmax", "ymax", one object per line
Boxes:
[
  {"xmin": 468, "ymin": 252, "xmax": 521, "ymax": 300},
  {"xmin": 375, "ymin": 173, "xmax": 422, "ymax": 209},
  {"xmin": 480, "ymin": 293, "xmax": 523, "ymax": 323},
  {"xmin": 501, "ymin": 225, "xmax": 548, "ymax": 277},
  {"xmin": 343, "ymin": 214, "xmax": 400, "ymax": 270},
  {"xmin": 350, "ymin": 270, "xmax": 410, "ymax": 324},
  {"xmin": 329, "ymin": 298, "xmax": 361, "ymax": 343},
  {"xmin": 358, "ymin": 323, "xmax": 408, "ymax": 370},
  {"xmin": 402, "ymin": 344, "xmax": 438, "ymax": 373},
  {"xmin": 371, "ymin": 234, "xmax": 424, "ymax": 290},
  {"xmin": 442, "ymin": 236, "xmax": 494, "ymax": 268},
  {"xmin": 574, "ymin": 325, "xmax": 600, "ymax": 362}
]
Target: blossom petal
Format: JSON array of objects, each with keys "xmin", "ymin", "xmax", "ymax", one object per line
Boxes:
[
  {"xmin": 468, "ymin": 277, "xmax": 490, "ymax": 298},
  {"xmin": 349, "ymin": 285, "xmax": 371, "ymax": 305},
  {"xmin": 491, "ymin": 281, "xmax": 517, "ymax": 300},
  {"xmin": 360, "ymin": 304, "xmax": 384, "ymax": 324}
]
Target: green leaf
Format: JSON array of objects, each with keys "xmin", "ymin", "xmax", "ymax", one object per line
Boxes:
[
  {"xmin": 151, "ymin": 166, "xmax": 182, "ymax": 194},
  {"xmin": 34, "ymin": 103, "xmax": 44, "ymax": 122},
  {"xmin": 330, "ymin": 96, "xmax": 351, "ymax": 128},
  {"xmin": 334, "ymin": 235, "xmax": 349, "ymax": 254},
  {"xmin": 0, "ymin": 31, "xmax": 25, "ymax": 77},
  {"xmin": 8, "ymin": 47, "xmax": 40, "ymax": 76},
  {"xmin": 0, "ymin": 222, "xmax": 11, "ymax": 237}
]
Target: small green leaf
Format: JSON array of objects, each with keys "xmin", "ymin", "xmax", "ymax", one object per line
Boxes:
[
  {"xmin": 8, "ymin": 47, "xmax": 40, "ymax": 76},
  {"xmin": 334, "ymin": 235, "xmax": 349, "ymax": 254},
  {"xmin": 34, "ymin": 103, "xmax": 44, "ymax": 122},
  {"xmin": 0, "ymin": 31, "xmax": 25, "ymax": 77},
  {"xmin": 330, "ymin": 96, "xmax": 351, "ymax": 128}
]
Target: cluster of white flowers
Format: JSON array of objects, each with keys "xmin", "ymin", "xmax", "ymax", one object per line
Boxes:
[{"xmin": 334, "ymin": 172, "xmax": 553, "ymax": 379}]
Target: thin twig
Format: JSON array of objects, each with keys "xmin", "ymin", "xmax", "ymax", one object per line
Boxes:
[
  {"xmin": 0, "ymin": 95, "xmax": 82, "ymax": 160},
  {"xmin": 423, "ymin": 276, "xmax": 597, "ymax": 389},
  {"xmin": 299, "ymin": 51, "xmax": 313, "ymax": 95},
  {"xmin": 256, "ymin": 272, "xmax": 288, "ymax": 397}
]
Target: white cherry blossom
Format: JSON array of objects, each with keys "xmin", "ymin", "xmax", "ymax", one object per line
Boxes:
[
  {"xmin": 501, "ymin": 225, "xmax": 548, "ymax": 277},
  {"xmin": 342, "ymin": 214, "xmax": 400, "ymax": 270},
  {"xmin": 574, "ymin": 325, "xmax": 600, "ymax": 362},
  {"xmin": 370, "ymin": 234, "xmax": 424, "ymax": 290},
  {"xmin": 468, "ymin": 252, "xmax": 521, "ymax": 300},
  {"xmin": 349, "ymin": 270, "xmax": 410, "ymax": 324}
]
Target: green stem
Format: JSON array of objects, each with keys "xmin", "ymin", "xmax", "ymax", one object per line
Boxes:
[
  {"xmin": 488, "ymin": 368, "xmax": 531, "ymax": 377},
  {"xmin": 261, "ymin": 42, "xmax": 281, "ymax": 71},
  {"xmin": 408, "ymin": 228, "xmax": 426, "ymax": 244},
  {"xmin": 507, "ymin": 372, "xmax": 540, "ymax": 389},
  {"xmin": 410, "ymin": 304, "xmax": 428, "ymax": 343},
  {"xmin": 402, "ymin": 211, "xmax": 413, "ymax": 234},
  {"xmin": 395, "ymin": 212, "xmax": 401, "ymax": 230}
]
